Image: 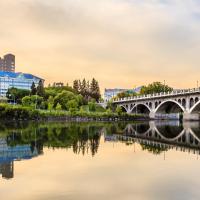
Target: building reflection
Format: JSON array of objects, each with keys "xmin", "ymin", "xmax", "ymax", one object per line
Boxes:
[
  {"xmin": 0, "ymin": 138, "xmax": 42, "ymax": 180},
  {"xmin": 0, "ymin": 162, "xmax": 14, "ymax": 179},
  {"xmin": 2, "ymin": 121, "xmax": 200, "ymax": 180},
  {"xmin": 0, "ymin": 124, "xmax": 102, "ymax": 180}
]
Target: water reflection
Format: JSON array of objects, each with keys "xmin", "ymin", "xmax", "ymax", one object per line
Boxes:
[
  {"xmin": 1, "ymin": 121, "xmax": 200, "ymax": 180},
  {"xmin": 118, "ymin": 121, "xmax": 200, "ymax": 155}
]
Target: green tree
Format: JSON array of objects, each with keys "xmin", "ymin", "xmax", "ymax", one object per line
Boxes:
[
  {"xmin": 90, "ymin": 78, "xmax": 101, "ymax": 101},
  {"xmin": 37, "ymin": 80, "xmax": 45, "ymax": 97},
  {"xmin": 116, "ymin": 106, "xmax": 123, "ymax": 115},
  {"xmin": 31, "ymin": 82, "xmax": 37, "ymax": 95},
  {"xmin": 75, "ymin": 94, "xmax": 84, "ymax": 107},
  {"xmin": 140, "ymin": 82, "xmax": 173, "ymax": 95},
  {"xmin": 22, "ymin": 95, "xmax": 43, "ymax": 108},
  {"xmin": 67, "ymin": 99, "xmax": 78, "ymax": 113},
  {"xmin": 6, "ymin": 88, "xmax": 30, "ymax": 104},
  {"xmin": 47, "ymin": 96, "xmax": 54, "ymax": 110},
  {"xmin": 80, "ymin": 78, "xmax": 87, "ymax": 96},
  {"xmin": 88, "ymin": 101, "xmax": 96, "ymax": 112},
  {"xmin": 53, "ymin": 91, "xmax": 78, "ymax": 110},
  {"xmin": 116, "ymin": 91, "xmax": 136, "ymax": 99},
  {"xmin": 56, "ymin": 103, "xmax": 62, "ymax": 111},
  {"xmin": 73, "ymin": 80, "xmax": 79, "ymax": 93}
]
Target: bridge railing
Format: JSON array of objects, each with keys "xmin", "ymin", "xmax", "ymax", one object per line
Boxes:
[{"xmin": 113, "ymin": 87, "xmax": 200, "ymax": 102}]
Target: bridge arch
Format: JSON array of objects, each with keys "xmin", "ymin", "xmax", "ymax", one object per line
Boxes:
[
  {"xmin": 155, "ymin": 100, "xmax": 185, "ymax": 114},
  {"xmin": 182, "ymin": 98, "xmax": 186, "ymax": 108},
  {"xmin": 154, "ymin": 126, "xmax": 185, "ymax": 142},
  {"xmin": 190, "ymin": 100, "xmax": 200, "ymax": 113},
  {"xmin": 130, "ymin": 103, "xmax": 151, "ymax": 114},
  {"xmin": 190, "ymin": 98, "xmax": 195, "ymax": 108},
  {"xmin": 119, "ymin": 105, "xmax": 128, "ymax": 113},
  {"xmin": 131, "ymin": 123, "xmax": 151, "ymax": 135},
  {"xmin": 195, "ymin": 97, "xmax": 199, "ymax": 103},
  {"xmin": 188, "ymin": 129, "xmax": 200, "ymax": 145}
]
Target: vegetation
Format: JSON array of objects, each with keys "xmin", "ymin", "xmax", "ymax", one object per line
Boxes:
[
  {"xmin": 116, "ymin": 91, "xmax": 137, "ymax": 99},
  {"xmin": 140, "ymin": 143, "xmax": 168, "ymax": 155},
  {"xmin": 113, "ymin": 82, "xmax": 173, "ymax": 101},
  {"xmin": 73, "ymin": 78, "xmax": 101, "ymax": 102},
  {"xmin": 0, "ymin": 122, "xmax": 172, "ymax": 157},
  {"xmin": 140, "ymin": 82, "xmax": 173, "ymax": 95},
  {"xmin": 4, "ymin": 79, "xmax": 174, "ymax": 121},
  {"xmin": 7, "ymin": 88, "xmax": 30, "ymax": 104}
]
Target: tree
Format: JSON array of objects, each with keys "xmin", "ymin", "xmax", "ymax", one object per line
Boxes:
[
  {"xmin": 116, "ymin": 106, "xmax": 123, "ymax": 115},
  {"xmin": 22, "ymin": 95, "xmax": 43, "ymax": 108},
  {"xmin": 75, "ymin": 94, "xmax": 84, "ymax": 107},
  {"xmin": 81, "ymin": 78, "xmax": 87, "ymax": 96},
  {"xmin": 47, "ymin": 96, "xmax": 54, "ymax": 110},
  {"xmin": 6, "ymin": 87, "xmax": 30, "ymax": 104},
  {"xmin": 31, "ymin": 82, "xmax": 37, "ymax": 95},
  {"xmin": 140, "ymin": 82, "xmax": 173, "ymax": 95},
  {"xmin": 53, "ymin": 91, "xmax": 78, "ymax": 110},
  {"xmin": 88, "ymin": 101, "xmax": 96, "ymax": 112},
  {"xmin": 90, "ymin": 78, "xmax": 101, "ymax": 101},
  {"xmin": 73, "ymin": 80, "xmax": 79, "ymax": 93},
  {"xmin": 67, "ymin": 99, "xmax": 78, "ymax": 113},
  {"xmin": 56, "ymin": 103, "xmax": 62, "ymax": 111},
  {"xmin": 37, "ymin": 80, "xmax": 45, "ymax": 97},
  {"xmin": 44, "ymin": 85, "xmax": 76, "ymax": 100}
]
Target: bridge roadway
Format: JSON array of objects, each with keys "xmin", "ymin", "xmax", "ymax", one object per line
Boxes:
[{"xmin": 112, "ymin": 88, "xmax": 200, "ymax": 120}]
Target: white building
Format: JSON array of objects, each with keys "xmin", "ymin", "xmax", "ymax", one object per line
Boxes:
[
  {"xmin": 104, "ymin": 87, "xmax": 142, "ymax": 102},
  {"xmin": 0, "ymin": 71, "xmax": 44, "ymax": 97}
]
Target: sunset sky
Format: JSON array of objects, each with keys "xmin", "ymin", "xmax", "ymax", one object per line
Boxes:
[{"xmin": 1, "ymin": 0, "xmax": 200, "ymax": 90}]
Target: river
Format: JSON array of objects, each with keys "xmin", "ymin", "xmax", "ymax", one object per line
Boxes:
[{"xmin": 0, "ymin": 121, "xmax": 200, "ymax": 200}]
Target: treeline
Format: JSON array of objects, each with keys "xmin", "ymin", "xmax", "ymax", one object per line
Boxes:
[
  {"xmin": 115, "ymin": 82, "xmax": 173, "ymax": 99},
  {"xmin": 6, "ymin": 78, "xmax": 103, "ymax": 114},
  {"xmin": 73, "ymin": 78, "xmax": 101, "ymax": 102},
  {"xmin": 140, "ymin": 82, "xmax": 173, "ymax": 95}
]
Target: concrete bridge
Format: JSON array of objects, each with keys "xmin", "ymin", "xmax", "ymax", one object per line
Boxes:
[{"xmin": 112, "ymin": 88, "xmax": 200, "ymax": 120}]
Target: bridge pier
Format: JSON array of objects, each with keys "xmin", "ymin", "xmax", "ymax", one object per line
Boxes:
[
  {"xmin": 113, "ymin": 88, "xmax": 200, "ymax": 121},
  {"xmin": 183, "ymin": 112, "xmax": 200, "ymax": 121},
  {"xmin": 149, "ymin": 111, "xmax": 155, "ymax": 119}
]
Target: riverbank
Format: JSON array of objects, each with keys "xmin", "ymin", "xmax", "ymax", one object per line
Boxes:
[{"xmin": 0, "ymin": 103, "xmax": 148, "ymax": 122}]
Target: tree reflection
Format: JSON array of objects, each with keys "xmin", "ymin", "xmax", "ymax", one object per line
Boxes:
[{"xmin": 3, "ymin": 123, "xmax": 103, "ymax": 157}]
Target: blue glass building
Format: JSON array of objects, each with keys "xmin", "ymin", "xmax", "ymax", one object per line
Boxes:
[{"xmin": 0, "ymin": 71, "xmax": 44, "ymax": 97}]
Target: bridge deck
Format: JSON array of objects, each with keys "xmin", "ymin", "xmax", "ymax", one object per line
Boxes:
[{"xmin": 113, "ymin": 88, "xmax": 200, "ymax": 103}]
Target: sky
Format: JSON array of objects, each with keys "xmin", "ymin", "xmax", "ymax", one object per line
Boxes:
[{"xmin": 1, "ymin": 0, "xmax": 200, "ymax": 90}]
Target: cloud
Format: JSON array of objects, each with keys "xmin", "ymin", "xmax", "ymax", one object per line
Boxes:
[{"xmin": 0, "ymin": 0, "xmax": 200, "ymax": 89}]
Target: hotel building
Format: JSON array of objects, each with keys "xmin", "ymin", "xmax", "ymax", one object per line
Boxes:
[{"xmin": 0, "ymin": 71, "xmax": 43, "ymax": 97}]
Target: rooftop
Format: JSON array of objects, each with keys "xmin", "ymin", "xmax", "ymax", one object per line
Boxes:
[{"xmin": 0, "ymin": 71, "xmax": 43, "ymax": 80}]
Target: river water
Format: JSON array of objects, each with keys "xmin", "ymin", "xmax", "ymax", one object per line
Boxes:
[{"xmin": 0, "ymin": 121, "xmax": 200, "ymax": 200}]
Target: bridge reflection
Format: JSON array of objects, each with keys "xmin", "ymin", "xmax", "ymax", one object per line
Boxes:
[
  {"xmin": 1, "ymin": 121, "xmax": 200, "ymax": 180},
  {"xmin": 115, "ymin": 121, "xmax": 200, "ymax": 155}
]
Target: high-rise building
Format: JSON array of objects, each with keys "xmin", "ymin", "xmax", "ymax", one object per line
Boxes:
[{"xmin": 0, "ymin": 54, "xmax": 15, "ymax": 72}]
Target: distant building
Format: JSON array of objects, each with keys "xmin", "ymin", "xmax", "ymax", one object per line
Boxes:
[
  {"xmin": 53, "ymin": 82, "xmax": 64, "ymax": 87},
  {"xmin": 0, "ymin": 71, "xmax": 44, "ymax": 97},
  {"xmin": 0, "ymin": 54, "xmax": 15, "ymax": 72},
  {"xmin": 104, "ymin": 89, "xmax": 128, "ymax": 102},
  {"xmin": 104, "ymin": 87, "xmax": 142, "ymax": 101}
]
